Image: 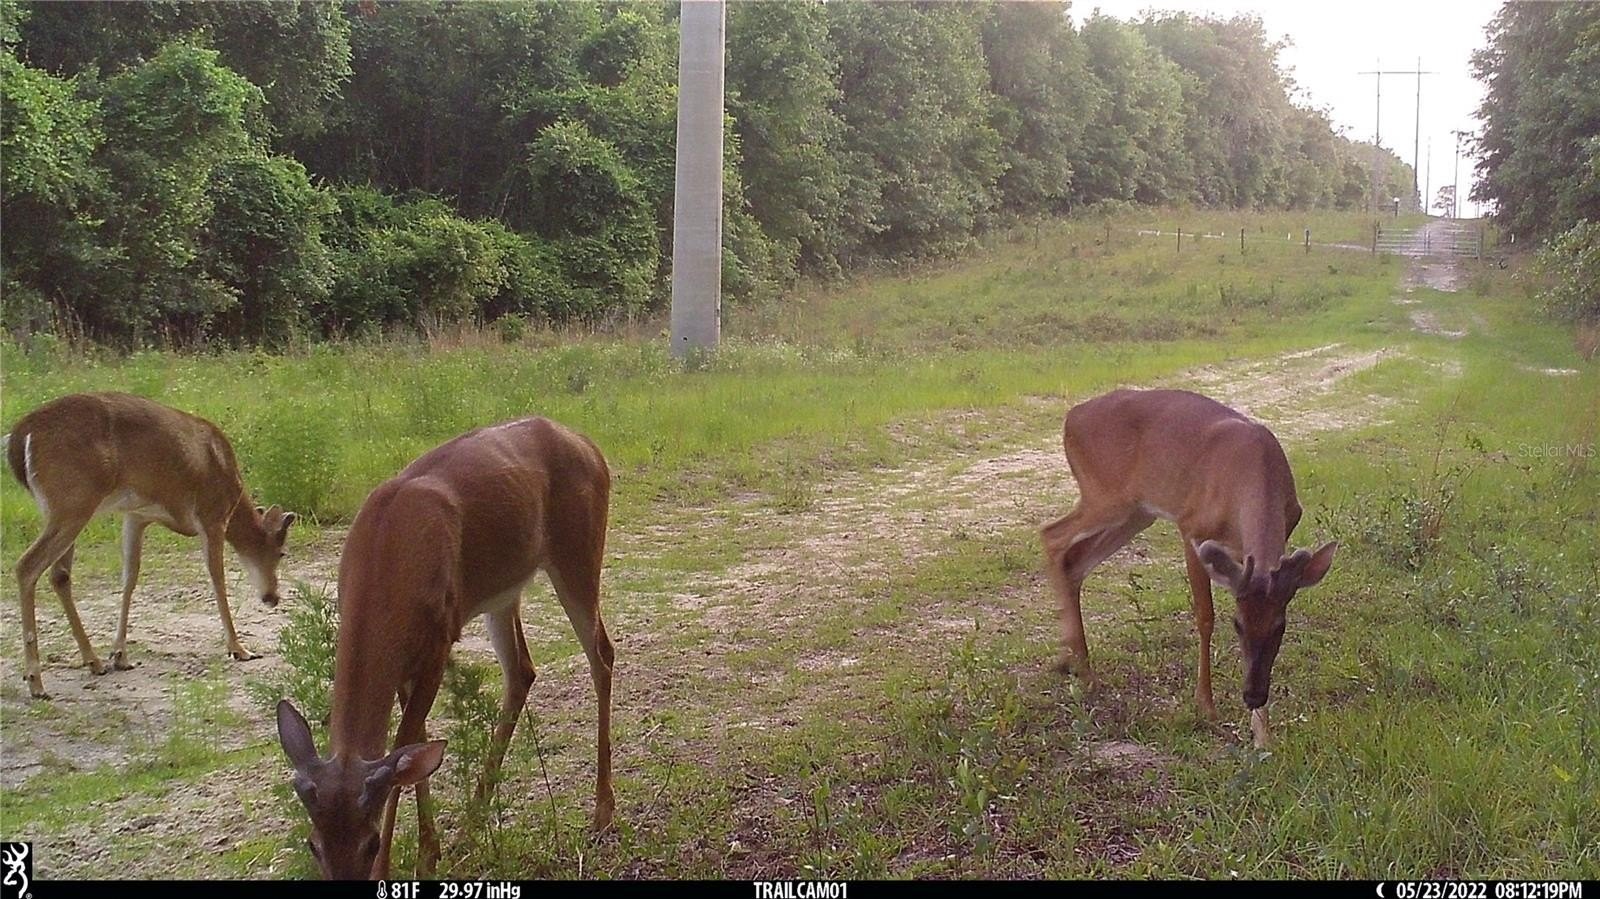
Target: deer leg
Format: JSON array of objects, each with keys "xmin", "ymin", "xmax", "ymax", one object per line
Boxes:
[
  {"xmin": 1042, "ymin": 506, "xmax": 1152, "ymax": 683},
  {"xmin": 201, "ymin": 527, "xmax": 257, "ymax": 661},
  {"xmin": 477, "ymin": 600, "xmax": 536, "ymax": 813},
  {"xmin": 110, "ymin": 516, "xmax": 149, "ymax": 670},
  {"xmin": 376, "ymin": 665, "xmax": 444, "ymax": 880},
  {"xmin": 49, "ymin": 545, "xmax": 108, "ymax": 676},
  {"xmin": 15, "ymin": 511, "xmax": 95, "ymax": 697},
  {"xmin": 549, "ymin": 560, "xmax": 615, "ymax": 833},
  {"xmin": 1182, "ymin": 537, "xmax": 1219, "ymax": 722}
]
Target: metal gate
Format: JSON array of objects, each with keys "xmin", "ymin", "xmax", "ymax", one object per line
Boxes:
[{"xmin": 1374, "ymin": 221, "xmax": 1483, "ymax": 258}]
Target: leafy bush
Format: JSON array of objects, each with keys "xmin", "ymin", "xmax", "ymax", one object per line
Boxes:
[
  {"xmin": 202, "ymin": 155, "xmax": 334, "ymax": 343},
  {"xmin": 327, "ymin": 212, "xmax": 508, "ymax": 331},
  {"xmin": 1535, "ymin": 220, "xmax": 1600, "ymax": 324},
  {"xmin": 250, "ymin": 581, "xmax": 338, "ymax": 731}
]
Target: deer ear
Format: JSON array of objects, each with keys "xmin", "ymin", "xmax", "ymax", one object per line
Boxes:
[
  {"xmin": 392, "ymin": 740, "xmax": 447, "ymax": 787},
  {"xmin": 276, "ymin": 700, "xmax": 319, "ymax": 772},
  {"xmin": 256, "ymin": 505, "xmax": 266, "ymax": 516},
  {"xmin": 362, "ymin": 740, "xmax": 447, "ymax": 806},
  {"xmin": 1197, "ymin": 541, "xmax": 1248, "ymax": 590},
  {"xmin": 1297, "ymin": 541, "xmax": 1337, "ymax": 588},
  {"xmin": 276, "ymin": 511, "xmax": 298, "ymax": 542}
]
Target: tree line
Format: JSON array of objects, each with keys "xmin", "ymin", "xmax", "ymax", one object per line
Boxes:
[
  {"xmin": 1470, "ymin": 1, "xmax": 1599, "ymax": 325},
  {"xmin": 2, "ymin": 0, "xmax": 1418, "ymax": 347}
]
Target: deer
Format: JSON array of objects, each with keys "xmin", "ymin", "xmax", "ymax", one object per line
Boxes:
[
  {"xmin": 4, "ymin": 392, "xmax": 298, "ymax": 699},
  {"xmin": 276, "ymin": 415, "xmax": 615, "ymax": 880},
  {"xmin": 1040, "ymin": 388, "xmax": 1337, "ymax": 749}
]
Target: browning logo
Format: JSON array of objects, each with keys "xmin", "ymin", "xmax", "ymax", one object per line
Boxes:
[{"xmin": 0, "ymin": 843, "xmax": 30, "ymax": 899}]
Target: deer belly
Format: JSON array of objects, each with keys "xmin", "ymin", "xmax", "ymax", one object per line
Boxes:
[
  {"xmin": 96, "ymin": 488, "xmax": 183, "ymax": 528},
  {"xmin": 467, "ymin": 575, "xmax": 539, "ymax": 620},
  {"xmin": 1138, "ymin": 501, "xmax": 1180, "ymax": 524}
]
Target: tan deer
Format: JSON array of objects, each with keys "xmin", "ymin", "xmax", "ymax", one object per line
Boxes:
[
  {"xmin": 276, "ymin": 416, "xmax": 615, "ymax": 880},
  {"xmin": 1041, "ymin": 388, "xmax": 1337, "ymax": 748},
  {"xmin": 5, "ymin": 392, "xmax": 297, "ymax": 699}
]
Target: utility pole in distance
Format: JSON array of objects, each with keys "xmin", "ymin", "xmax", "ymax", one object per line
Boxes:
[
  {"xmin": 670, "ymin": 0, "xmax": 725, "ymax": 359},
  {"xmin": 1451, "ymin": 128, "xmax": 1470, "ymax": 220},
  {"xmin": 1359, "ymin": 60, "xmax": 1434, "ymax": 210}
]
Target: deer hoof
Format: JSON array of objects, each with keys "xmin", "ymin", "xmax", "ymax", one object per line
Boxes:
[
  {"xmin": 88, "ymin": 658, "xmax": 111, "ymax": 676},
  {"xmin": 111, "ymin": 651, "xmax": 134, "ymax": 671},
  {"xmin": 27, "ymin": 678, "xmax": 50, "ymax": 701},
  {"xmin": 230, "ymin": 646, "xmax": 262, "ymax": 662}
]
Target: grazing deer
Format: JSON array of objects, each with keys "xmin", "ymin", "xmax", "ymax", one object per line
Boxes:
[
  {"xmin": 276, "ymin": 416, "xmax": 615, "ymax": 880},
  {"xmin": 1041, "ymin": 389, "xmax": 1337, "ymax": 748},
  {"xmin": 4, "ymin": 392, "xmax": 297, "ymax": 699}
]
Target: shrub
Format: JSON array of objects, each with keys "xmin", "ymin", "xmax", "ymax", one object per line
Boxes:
[
  {"xmin": 201, "ymin": 155, "xmax": 334, "ymax": 343},
  {"xmin": 1535, "ymin": 220, "xmax": 1600, "ymax": 324},
  {"xmin": 239, "ymin": 395, "xmax": 341, "ymax": 520},
  {"xmin": 250, "ymin": 581, "xmax": 338, "ymax": 731}
]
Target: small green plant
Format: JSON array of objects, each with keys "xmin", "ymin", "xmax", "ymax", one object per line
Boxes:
[
  {"xmin": 249, "ymin": 581, "xmax": 338, "ymax": 729},
  {"xmin": 240, "ymin": 397, "xmax": 340, "ymax": 520}
]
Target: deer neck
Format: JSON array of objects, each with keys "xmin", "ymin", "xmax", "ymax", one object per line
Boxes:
[
  {"xmin": 222, "ymin": 490, "xmax": 264, "ymax": 550},
  {"xmin": 327, "ymin": 512, "xmax": 459, "ymax": 763},
  {"xmin": 328, "ymin": 615, "xmax": 406, "ymax": 762},
  {"xmin": 1235, "ymin": 478, "xmax": 1289, "ymax": 570}
]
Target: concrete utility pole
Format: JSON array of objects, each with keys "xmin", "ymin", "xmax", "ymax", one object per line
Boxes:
[{"xmin": 669, "ymin": 0, "xmax": 726, "ymax": 359}]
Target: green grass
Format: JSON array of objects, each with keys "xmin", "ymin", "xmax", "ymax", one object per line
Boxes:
[{"xmin": 1, "ymin": 209, "xmax": 1596, "ymax": 879}]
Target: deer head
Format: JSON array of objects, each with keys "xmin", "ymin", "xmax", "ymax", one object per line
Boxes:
[
  {"xmin": 276, "ymin": 700, "xmax": 445, "ymax": 880},
  {"xmin": 230, "ymin": 504, "xmax": 297, "ymax": 606},
  {"xmin": 1198, "ymin": 540, "xmax": 1337, "ymax": 709}
]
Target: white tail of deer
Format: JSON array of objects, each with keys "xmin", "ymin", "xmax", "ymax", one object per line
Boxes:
[
  {"xmin": 1041, "ymin": 389, "xmax": 1336, "ymax": 748},
  {"xmin": 6, "ymin": 392, "xmax": 297, "ymax": 699},
  {"xmin": 276, "ymin": 416, "xmax": 614, "ymax": 880}
]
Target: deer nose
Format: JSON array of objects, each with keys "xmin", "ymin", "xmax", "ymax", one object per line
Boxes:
[
  {"xmin": 1243, "ymin": 688, "xmax": 1268, "ymax": 709},
  {"xmin": 263, "ymin": 592, "xmax": 281, "ymax": 607}
]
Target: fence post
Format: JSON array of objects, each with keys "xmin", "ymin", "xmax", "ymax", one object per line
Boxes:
[
  {"xmin": 1372, "ymin": 222, "xmax": 1379, "ymax": 255},
  {"xmin": 1478, "ymin": 224, "xmax": 1484, "ymax": 259},
  {"xmin": 1176, "ymin": 227, "xmax": 1182, "ymax": 253},
  {"xmin": 1240, "ymin": 227, "xmax": 1245, "ymax": 254},
  {"xmin": 1104, "ymin": 221, "xmax": 1111, "ymax": 247},
  {"xmin": 1304, "ymin": 228, "xmax": 1310, "ymax": 254}
]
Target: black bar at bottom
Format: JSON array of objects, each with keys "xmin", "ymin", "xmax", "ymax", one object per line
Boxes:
[{"xmin": 18, "ymin": 880, "xmax": 1600, "ymax": 899}]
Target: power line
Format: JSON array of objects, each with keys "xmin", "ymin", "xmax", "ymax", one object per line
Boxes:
[{"xmin": 1357, "ymin": 59, "xmax": 1436, "ymax": 210}]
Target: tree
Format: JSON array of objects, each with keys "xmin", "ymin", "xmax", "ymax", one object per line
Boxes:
[
  {"xmin": 1076, "ymin": 15, "xmax": 1189, "ymax": 205},
  {"xmin": 828, "ymin": 1, "xmax": 1003, "ymax": 258},
  {"xmin": 727, "ymin": 0, "xmax": 847, "ymax": 275},
  {"xmin": 18, "ymin": 0, "xmax": 351, "ymax": 141},
  {"xmin": 0, "ymin": 0, "xmax": 103, "ymax": 332},
  {"xmin": 88, "ymin": 41, "xmax": 267, "ymax": 340},
  {"xmin": 1433, "ymin": 185, "xmax": 1457, "ymax": 218},
  {"xmin": 980, "ymin": 1, "xmax": 1097, "ymax": 216},
  {"xmin": 1472, "ymin": 2, "xmax": 1600, "ymax": 239}
]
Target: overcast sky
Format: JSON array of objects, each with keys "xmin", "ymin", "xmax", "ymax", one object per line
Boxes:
[{"xmin": 1072, "ymin": 0, "xmax": 1504, "ymax": 214}]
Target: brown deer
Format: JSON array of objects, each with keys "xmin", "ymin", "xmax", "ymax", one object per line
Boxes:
[
  {"xmin": 5, "ymin": 392, "xmax": 297, "ymax": 699},
  {"xmin": 276, "ymin": 416, "xmax": 615, "ymax": 880},
  {"xmin": 1041, "ymin": 389, "xmax": 1336, "ymax": 748}
]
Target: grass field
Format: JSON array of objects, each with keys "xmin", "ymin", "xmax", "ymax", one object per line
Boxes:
[{"xmin": 1, "ymin": 210, "xmax": 1595, "ymax": 879}]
